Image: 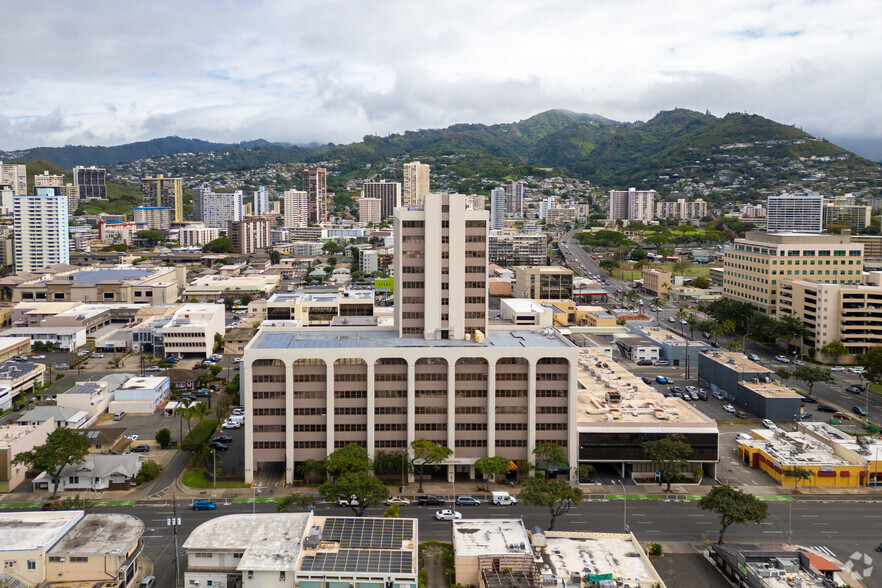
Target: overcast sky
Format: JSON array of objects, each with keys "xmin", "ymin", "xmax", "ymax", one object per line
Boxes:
[{"xmin": 2, "ymin": 0, "xmax": 881, "ymax": 159}]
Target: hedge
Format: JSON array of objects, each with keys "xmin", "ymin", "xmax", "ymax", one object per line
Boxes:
[{"xmin": 181, "ymin": 420, "xmax": 218, "ymax": 453}]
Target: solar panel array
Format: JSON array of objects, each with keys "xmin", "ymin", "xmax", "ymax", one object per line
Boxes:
[
  {"xmin": 300, "ymin": 549, "xmax": 412, "ymax": 573},
  {"xmin": 322, "ymin": 518, "xmax": 413, "ymax": 549}
]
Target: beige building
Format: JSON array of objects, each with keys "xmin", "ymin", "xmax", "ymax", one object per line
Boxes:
[
  {"xmin": 358, "ymin": 197, "xmax": 382, "ymax": 225},
  {"xmin": 655, "ymin": 197, "xmax": 707, "ymax": 220},
  {"xmin": 642, "ymin": 267, "xmax": 672, "ymax": 296},
  {"xmin": 545, "ymin": 207, "xmax": 576, "ymax": 225},
  {"xmin": 159, "ymin": 303, "xmax": 225, "ymax": 358},
  {"xmin": 283, "ymin": 189, "xmax": 309, "ymax": 228},
  {"xmin": 608, "ymin": 188, "xmax": 655, "ymax": 223},
  {"xmin": 513, "ymin": 266, "xmax": 573, "ymax": 300},
  {"xmin": 488, "ymin": 231, "xmax": 547, "ymax": 266},
  {"xmin": 0, "ymin": 161, "xmax": 27, "ymax": 194},
  {"xmin": 228, "ymin": 216, "xmax": 271, "ymax": 255},
  {"xmin": 179, "ymin": 224, "xmax": 220, "ymax": 247},
  {"xmin": 824, "ymin": 203, "xmax": 872, "ymax": 229},
  {"xmin": 132, "ymin": 206, "xmax": 172, "ymax": 231},
  {"xmin": 362, "ymin": 179, "xmax": 401, "ymax": 219},
  {"xmin": 0, "ymin": 421, "xmax": 53, "ymax": 492},
  {"xmin": 402, "ymin": 161, "xmax": 430, "ymax": 207},
  {"xmin": 249, "ymin": 288, "xmax": 375, "ymax": 325},
  {"xmin": 140, "ymin": 174, "xmax": 183, "ymax": 222},
  {"xmin": 0, "ymin": 337, "xmax": 31, "ymax": 363},
  {"xmin": 302, "ymin": 168, "xmax": 327, "ymax": 225},
  {"xmin": 722, "ymin": 231, "xmax": 864, "ymax": 317}
]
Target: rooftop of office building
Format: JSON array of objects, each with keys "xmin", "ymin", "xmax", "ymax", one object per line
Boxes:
[
  {"xmin": 538, "ymin": 532, "xmax": 665, "ymax": 588},
  {"xmin": 47, "ymin": 513, "xmax": 143, "ymax": 555},
  {"xmin": 740, "ymin": 380, "xmax": 803, "ymax": 400},
  {"xmin": 737, "ymin": 428, "xmax": 853, "ymax": 468},
  {"xmin": 699, "ymin": 350, "xmax": 774, "ymax": 374}
]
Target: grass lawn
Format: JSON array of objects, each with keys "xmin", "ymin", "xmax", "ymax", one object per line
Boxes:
[
  {"xmin": 182, "ymin": 467, "xmax": 250, "ymax": 489},
  {"xmin": 612, "ymin": 263, "xmax": 717, "ymax": 282}
]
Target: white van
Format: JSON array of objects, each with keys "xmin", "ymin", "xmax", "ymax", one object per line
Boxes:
[
  {"xmin": 227, "ymin": 414, "xmax": 245, "ymax": 424},
  {"xmin": 491, "ymin": 491, "xmax": 517, "ymax": 506}
]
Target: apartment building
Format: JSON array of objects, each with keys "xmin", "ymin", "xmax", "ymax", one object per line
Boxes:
[
  {"xmin": 824, "ymin": 203, "xmax": 872, "ymax": 229},
  {"xmin": 358, "ymin": 197, "xmax": 382, "ymax": 225},
  {"xmin": 242, "ymin": 193, "xmax": 578, "ymax": 484},
  {"xmin": 402, "ymin": 161, "xmax": 430, "ymax": 207},
  {"xmin": 132, "ymin": 206, "xmax": 172, "ymax": 231},
  {"xmin": 179, "ymin": 224, "xmax": 220, "ymax": 247},
  {"xmin": 140, "ymin": 174, "xmax": 183, "ymax": 222},
  {"xmin": 488, "ymin": 231, "xmax": 547, "ymax": 266},
  {"xmin": 513, "ymin": 266, "xmax": 573, "ymax": 300},
  {"xmin": 766, "ymin": 190, "xmax": 824, "ymax": 233},
  {"xmin": 33, "ymin": 172, "xmax": 78, "ymax": 215},
  {"xmin": 489, "ymin": 187, "xmax": 505, "ymax": 230},
  {"xmin": 73, "ymin": 165, "xmax": 107, "ymax": 201},
  {"xmin": 13, "ymin": 188, "xmax": 70, "ymax": 272},
  {"xmin": 778, "ymin": 275, "xmax": 882, "ymax": 356},
  {"xmin": 852, "ymin": 235, "xmax": 882, "ymax": 260},
  {"xmin": 722, "ymin": 231, "xmax": 863, "ymax": 316},
  {"xmin": 34, "ymin": 170, "xmax": 63, "ymax": 189},
  {"xmin": 655, "ymin": 197, "xmax": 708, "ymax": 220},
  {"xmin": 362, "ymin": 179, "xmax": 401, "ymax": 219},
  {"xmin": 228, "ymin": 216, "xmax": 271, "ymax": 254},
  {"xmin": 608, "ymin": 188, "xmax": 655, "ymax": 223},
  {"xmin": 159, "ymin": 303, "xmax": 225, "ymax": 358},
  {"xmin": 641, "ymin": 267, "xmax": 672, "ymax": 296},
  {"xmin": 202, "ymin": 190, "xmax": 244, "ymax": 229},
  {"xmin": 0, "ymin": 161, "xmax": 27, "ymax": 194},
  {"xmin": 545, "ymin": 208, "xmax": 576, "ymax": 225},
  {"xmin": 302, "ymin": 168, "xmax": 327, "ymax": 225},
  {"xmin": 98, "ymin": 220, "xmax": 139, "ymax": 245},
  {"xmin": 505, "ymin": 180, "xmax": 525, "ymax": 215},
  {"xmin": 283, "ymin": 189, "xmax": 309, "ymax": 228},
  {"xmin": 253, "ymin": 185, "xmax": 270, "ymax": 216}
]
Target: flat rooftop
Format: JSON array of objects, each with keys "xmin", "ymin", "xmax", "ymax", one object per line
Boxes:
[
  {"xmin": 631, "ymin": 325, "xmax": 704, "ymax": 346},
  {"xmin": 0, "ymin": 510, "xmax": 83, "ymax": 551},
  {"xmin": 68, "ymin": 268, "xmax": 153, "ymax": 285},
  {"xmin": 799, "ymin": 421, "xmax": 882, "ymax": 462},
  {"xmin": 701, "ymin": 350, "xmax": 773, "ymax": 374},
  {"xmin": 576, "ymin": 347, "xmax": 717, "ymax": 429},
  {"xmin": 738, "ymin": 429, "xmax": 853, "ymax": 468},
  {"xmin": 539, "ymin": 532, "xmax": 664, "ymax": 587},
  {"xmin": 504, "ymin": 299, "xmax": 547, "ymax": 313},
  {"xmin": 119, "ymin": 376, "xmax": 168, "ymax": 390},
  {"xmin": 250, "ymin": 327, "xmax": 573, "ymax": 351},
  {"xmin": 48, "ymin": 513, "xmax": 143, "ymax": 555},
  {"xmin": 452, "ymin": 519, "xmax": 531, "ymax": 558},
  {"xmin": 741, "ymin": 381, "xmax": 803, "ymax": 400},
  {"xmin": 0, "ymin": 423, "xmax": 46, "ymax": 448}
]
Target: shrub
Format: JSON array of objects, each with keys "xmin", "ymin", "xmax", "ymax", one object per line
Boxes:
[
  {"xmin": 181, "ymin": 420, "xmax": 218, "ymax": 453},
  {"xmin": 384, "ymin": 504, "xmax": 400, "ymax": 518},
  {"xmin": 137, "ymin": 460, "xmax": 161, "ymax": 484},
  {"xmin": 648, "ymin": 543, "xmax": 663, "ymax": 556}
]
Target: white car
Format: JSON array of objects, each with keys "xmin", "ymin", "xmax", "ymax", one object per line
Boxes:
[
  {"xmin": 723, "ymin": 404, "xmax": 736, "ymax": 413},
  {"xmin": 667, "ymin": 317, "xmax": 675, "ymax": 323},
  {"xmin": 792, "ymin": 360, "xmax": 804, "ymax": 366},
  {"xmin": 222, "ymin": 421, "xmax": 242, "ymax": 430},
  {"xmin": 849, "ymin": 366, "xmax": 866, "ymax": 374},
  {"xmin": 125, "ymin": 434, "xmax": 139, "ymax": 441},
  {"xmin": 762, "ymin": 419, "xmax": 777, "ymax": 430},
  {"xmin": 30, "ymin": 354, "xmax": 46, "ymax": 359},
  {"xmin": 434, "ymin": 509, "xmax": 462, "ymax": 521},
  {"xmin": 680, "ymin": 319, "xmax": 688, "ymax": 325},
  {"xmin": 234, "ymin": 357, "xmax": 244, "ymax": 363},
  {"xmin": 774, "ymin": 355, "xmax": 790, "ymax": 363},
  {"xmin": 830, "ymin": 366, "xmax": 845, "ymax": 372},
  {"xmin": 737, "ymin": 432, "xmax": 753, "ymax": 441}
]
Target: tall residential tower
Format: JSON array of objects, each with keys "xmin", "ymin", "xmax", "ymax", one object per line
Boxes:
[
  {"xmin": 402, "ymin": 161, "xmax": 430, "ymax": 208},
  {"xmin": 13, "ymin": 188, "xmax": 70, "ymax": 272}
]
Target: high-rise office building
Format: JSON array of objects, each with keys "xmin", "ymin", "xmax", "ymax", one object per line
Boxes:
[
  {"xmin": 0, "ymin": 161, "xmax": 27, "ymax": 195},
  {"xmin": 504, "ymin": 181, "xmax": 525, "ymax": 215},
  {"xmin": 395, "ymin": 192, "xmax": 488, "ymax": 339},
  {"xmin": 201, "ymin": 191, "xmax": 244, "ymax": 230},
  {"xmin": 490, "ymin": 187, "xmax": 505, "ymax": 230},
  {"xmin": 362, "ymin": 180, "xmax": 401, "ymax": 219},
  {"xmin": 766, "ymin": 190, "xmax": 824, "ymax": 233},
  {"xmin": 302, "ymin": 168, "xmax": 327, "ymax": 225},
  {"xmin": 358, "ymin": 198, "xmax": 382, "ymax": 225},
  {"xmin": 13, "ymin": 188, "xmax": 70, "ymax": 272},
  {"xmin": 73, "ymin": 166, "xmax": 107, "ymax": 200},
  {"xmin": 253, "ymin": 186, "xmax": 270, "ymax": 216},
  {"xmin": 227, "ymin": 216, "xmax": 271, "ymax": 255},
  {"xmin": 140, "ymin": 175, "xmax": 184, "ymax": 222},
  {"xmin": 608, "ymin": 188, "xmax": 655, "ymax": 223},
  {"xmin": 282, "ymin": 190, "xmax": 309, "ymax": 228},
  {"xmin": 402, "ymin": 161, "xmax": 430, "ymax": 208}
]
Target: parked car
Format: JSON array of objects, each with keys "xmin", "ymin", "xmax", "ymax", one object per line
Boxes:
[
  {"xmin": 801, "ymin": 395, "xmax": 817, "ymax": 404},
  {"xmin": 833, "ymin": 412, "xmax": 852, "ymax": 420},
  {"xmin": 192, "ymin": 500, "xmax": 217, "ymax": 511},
  {"xmin": 817, "ymin": 404, "xmax": 837, "ymax": 413},
  {"xmin": 710, "ymin": 341, "xmax": 721, "ymax": 348},
  {"xmin": 830, "ymin": 366, "xmax": 845, "ymax": 372},
  {"xmin": 455, "ymin": 495, "xmax": 481, "ymax": 506},
  {"xmin": 762, "ymin": 419, "xmax": 777, "ymax": 430},
  {"xmin": 670, "ymin": 386, "xmax": 683, "ymax": 394},
  {"xmin": 641, "ymin": 377, "xmax": 653, "ymax": 385},
  {"xmin": 792, "ymin": 359, "xmax": 804, "ymax": 366},
  {"xmin": 146, "ymin": 366, "xmax": 161, "ymax": 372},
  {"xmin": 125, "ymin": 434, "xmax": 139, "ymax": 441},
  {"xmin": 418, "ymin": 495, "xmax": 445, "ymax": 506},
  {"xmin": 723, "ymin": 404, "xmax": 736, "ymax": 413},
  {"xmin": 132, "ymin": 444, "xmax": 150, "ymax": 453},
  {"xmin": 801, "ymin": 412, "xmax": 813, "ymax": 420},
  {"xmin": 655, "ymin": 360, "xmax": 670, "ymax": 366},
  {"xmin": 222, "ymin": 420, "xmax": 242, "ymax": 430},
  {"xmin": 713, "ymin": 390, "xmax": 726, "ymax": 400},
  {"xmin": 636, "ymin": 359, "xmax": 653, "ymax": 366},
  {"xmin": 140, "ymin": 576, "xmax": 156, "ymax": 588},
  {"xmin": 667, "ymin": 317, "xmax": 676, "ymax": 323},
  {"xmin": 93, "ymin": 353, "xmax": 106, "ymax": 359},
  {"xmin": 696, "ymin": 390, "xmax": 708, "ymax": 401},
  {"xmin": 774, "ymin": 355, "xmax": 790, "ymax": 363},
  {"xmin": 56, "ymin": 363, "xmax": 69, "ymax": 369},
  {"xmin": 655, "ymin": 376, "xmax": 668, "ymax": 384},
  {"xmin": 846, "ymin": 385, "xmax": 864, "ymax": 394},
  {"xmin": 737, "ymin": 433, "xmax": 753, "ymax": 441},
  {"xmin": 208, "ymin": 442, "xmax": 228, "ymax": 451},
  {"xmin": 337, "ymin": 495, "xmax": 360, "ymax": 507},
  {"xmin": 212, "ymin": 435, "xmax": 233, "ymax": 443},
  {"xmin": 385, "ymin": 496, "xmax": 411, "ymax": 506},
  {"xmin": 849, "ymin": 366, "xmax": 866, "ymax": 374},
  {"xmin": 30, "ymin": 354, "xmax": 46, "ymax": 359},
  {"xmin": 734, "ymin": 411, "xmax": 748, "ymax": 419},
  {"xmin": 680, "ymin": 319, "xmax": 688, "ymax": 325},
  {"xmin": 113, "ymin": 411, "xmax": 126, "ymax": 421},
  {"xmin": 434, "ymin": 509, "xmax": 462, "ymax": 521},
  {"xmin": 853, "ymin": 406, "xmax": 869, "ymax": 417},
  {"xmin": 233, "ymin": 357, "xmax": 244, "ymax": 363}
]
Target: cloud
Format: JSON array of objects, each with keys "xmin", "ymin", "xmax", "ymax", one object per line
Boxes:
[{"xmin": 0, "ymin": 0, "xmax": 880, "ymax": 158}]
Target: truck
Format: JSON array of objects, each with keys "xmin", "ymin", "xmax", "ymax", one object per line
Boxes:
[
  {"xmin": 417, "ymin": 495, "xmax": 445, "ymax": 506},
  {"xmin": 491, "ymin": 491, "xmax": 517, "ymax": 506}
]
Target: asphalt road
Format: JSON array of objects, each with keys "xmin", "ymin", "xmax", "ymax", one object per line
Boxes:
[{"xmin": 93, "ymin": 497, "xmax": 882, "ymax": 588}]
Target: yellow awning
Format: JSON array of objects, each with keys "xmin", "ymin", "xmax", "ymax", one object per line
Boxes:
[{"xmin": 508, "ymin": 460, "xmax": 518, "ymax": 470}]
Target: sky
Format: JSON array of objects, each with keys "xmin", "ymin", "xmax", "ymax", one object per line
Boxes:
[{"xmin": 1, "ymin": 0, "xmax": 881, "ymax": 160}]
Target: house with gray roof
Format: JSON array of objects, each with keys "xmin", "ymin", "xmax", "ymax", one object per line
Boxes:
[
  {"xmin": 32, "ymin": 453, "xmax": 142, "ymax": 492},
  {"xmin": 17, "ymin": 405, "xmax": 89, "ymax": 429}
]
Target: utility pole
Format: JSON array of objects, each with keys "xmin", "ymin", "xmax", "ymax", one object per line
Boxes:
[{"xmin": 168, "ymin": 493, "xmax": 181, "ymax": 587}]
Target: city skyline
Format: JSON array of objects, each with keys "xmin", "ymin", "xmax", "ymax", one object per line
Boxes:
[{"xmin": 1, "ymin": 1, "xmax": 881, "ymax": 159}]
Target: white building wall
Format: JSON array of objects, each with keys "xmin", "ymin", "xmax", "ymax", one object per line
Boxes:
[
  {"xmin": 283, "ymin": 190, "xmax": 309, "ymax": 228},
  {"xmin": 202, "ymin": 191, "xmax": 244, "ymax": 229},
  {"xmin": 13, "ymin": 189, "xmax": 70, "ymax": 272},
  {"xmin": 490, "ymin": 187, "xmax": 505, "ymax": 230}
]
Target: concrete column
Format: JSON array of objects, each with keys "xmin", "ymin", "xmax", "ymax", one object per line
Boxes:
[
  {"xmin": 326, "ymin": 362, "xmax": 335, "ymax": 457},
  {"xmin": 406, "ymin": 359, "xmax": 415, "ymax": 483},
  {"xmin": 447, "ymin": 360, "xmax": 456, "ymax": 454},
  {"xmin": 285, "ymin": 361, "xmax": 294, "ymax": 485},
  {"xmin": 527, "ymin": 360, "xmax": 537, "ymax": 468},
  {"xmin": 244, "ymin": 362, "xmax": 254, "ymax": 484},
  {"xmin": 568, "ymin": 359, "xmax": 579, "ymax": 482},
  {"xmin": 366, "ymin": 362, "xmax": 375, "ymax": 459},
  {"xmin": 487, "ymin": 361, "xmax": 496, "ymax": 457}
]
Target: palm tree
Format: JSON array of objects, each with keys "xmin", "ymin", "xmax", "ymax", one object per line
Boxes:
[
  {"xmin": 174, "ymin": 401, "xmax": 191, "ymax": 441},
  {"xmin": 651, "ymin": 297, "xmax": 664, "ymax": 322},
  {"xmin": 675, "ymin": 307, "xmax": 688, "ymax": 335}
]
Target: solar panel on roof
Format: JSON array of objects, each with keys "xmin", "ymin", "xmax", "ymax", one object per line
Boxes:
[
  {"xmin": 300, "ymin": 550, "xmax": 412, "ymax": 573},
  {"xmin": 322, "ymin": 517, "xmax": 413, "ymax": 549}
]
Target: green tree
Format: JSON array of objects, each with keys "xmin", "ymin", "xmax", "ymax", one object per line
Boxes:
[
  {"xmin": 519, "ymin": 477, "xmax": 583, "ymax": 531},
  {"xmin": 474, "ymin": 456, "xmax": 511, "ymax": 480},
  {"xmin": 202, "ymin": 237, "xmax": 236, "ymax": 254},
  {"xmin": 322, "ymin": 241, "xmax": 342, "ymax": 254},
  {"xmin": 775, "ymin": 368, "xmax": 791, "ymax": 385},
  {"xmin": 241, "ymin": 295, "xmax": 253, "ymax": 305},
  {"xmin": 641, "ymin": 435, "xmax": 692, "ymax": 492},
  {"xmin": 297, "ymin": 459, "xmax": 327, "ymax": 484},
  {"xmin": 384, "ymin": 504, "xmax": 400, "ymax": 518},
  {"xmin": 320, "ymin": 472, "xmax": 389, "ymax": 516},
  {"xmin": 671, "ymin": 261, "xmax": 690, "ymax": 275},
  {"xmin": 820, "ymin": 340, "xmax": 848, "ymax": 361},
  {"xmin": 136, "ymin": 460, "xmax": 161, "ymax": 484},
  {"xmin": 136, "ymin": 230, "xmax": 165, "ymax": 245},
  {"xmin": 276, "ymin": 493, "xmax": 316, "ymax": 512},
  {"xmin": 578, "ymin": 464, "xmax": 597, "ymax": 482},
  {"xmin": 858, "ymin": 347, "xmax": 882, "ymax": 384},
  {"xmin": 410, "ymin": 439, "xmax": 453, "ymax": 493},
  {"xmin": 792, "ymin": 365, "xmax": 834, "ymax": 395},
  {"xmin": 214, "ymin": 394, "xmax": 232, "ymax": 422},
  {"xmin": 690, "ymin": 276, "xmax": 711, "ymax": 289},
  {"xmin": 698, "ymin": 485, "xmax": 769, "ymax": 544},
  {"xmin": 599, "ymin": 259, "xmax": 619, "ymax": 274},
  {"xmin": 155, "ymin": 428, "xmax": 172, "ymax": 449},
  {"xmin": 784, "ymin": 466, "xmax": 815, "ymax": 490},
  {"xmin": 326, "ymin": 443, "xmax": 372, "ymax": 478},
  {"xmin": 774, "ymin": 315, "xmax": 812, "ymax": 352},
  {"xmin": 269, "ymin": 250, "xmax": 281, "ymax": 265},
  {"xmin": 12, "ymin": 428, "xmax": 90, "ymax": 497},
  {"xmin": 532, "ymin": 442, "xmax": 567, "ymax": 479}
]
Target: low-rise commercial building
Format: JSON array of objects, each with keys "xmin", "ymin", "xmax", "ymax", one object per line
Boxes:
[
  {"xmin": 182, "ymin": 273, "xmax": 280, "ymax": 300},
  {"xmin": 711, "ymin": 544, "xmax": 839, "ymax": 588},
  {"xmin": 513, "ymin": 266, "xmax": 573, "ymax": 300},
  {"xmin": 0, "ymin": 422, "xmax": 53, "ymax": 492},
  {"xmin": 249, "ymin": 288, "xmax": 375, "ymax": 325},
  {"xmin": 159, "ymin": 303, "xmax": 225, "ymax": 359},
  {"xmin": 614, "ymin": 334, "xmax": 660, "ymax": 362},
  {"xmin": 0, "ymin": 326, "xmax": 86, "ymax": 352},
  {"xmin": 57, "ymin": 380, "xmax": 115, "ymax": 418},
  {"xmin": 108, "ymin": 376, "xmax": 170, "ymax": 414},
  {"xmin": 576, "ymin": 347, "xmax": 718, "ymax": 480},
  {"xmin": 499, "ymin": 299, "xmax": 553, "ymax": 327},
  {"xmin": 798, "ymin": 421, "xmax": 882, "ymax": 486},
  {"xmin": 0, "ymin": 360, "xmax": 46, "ymax": 411},
  {"xmin": 0, "ymin": 337, "xmax": 31, "ymax": 363},
  {"xmin": 641, "ymin": 267, "xmax": 671, "ymax": 296},
  {"xmin": 183, "ymin": 513, "xmax": 419, "ymax": 588},
  {"xmin": 625, "ymin": 324, "xmax": 709, "ymax": 368}
]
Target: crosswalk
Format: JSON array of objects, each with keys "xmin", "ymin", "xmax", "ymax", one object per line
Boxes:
[{"xmin": 807, "ymin": 545, "xmax": 837, "ymax": 558}]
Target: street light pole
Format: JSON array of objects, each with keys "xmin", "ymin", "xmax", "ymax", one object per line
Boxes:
[
  {"xmin": 212, "ymin": 448, "xmax": 217, "ymax": 492},
  {"xmin": 788, "ymin": 498, "xmax": 792, "ymax": 545},
  {"xmin": 617, "ymin": 479, "xmax": 627, "ymax": 534}
]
